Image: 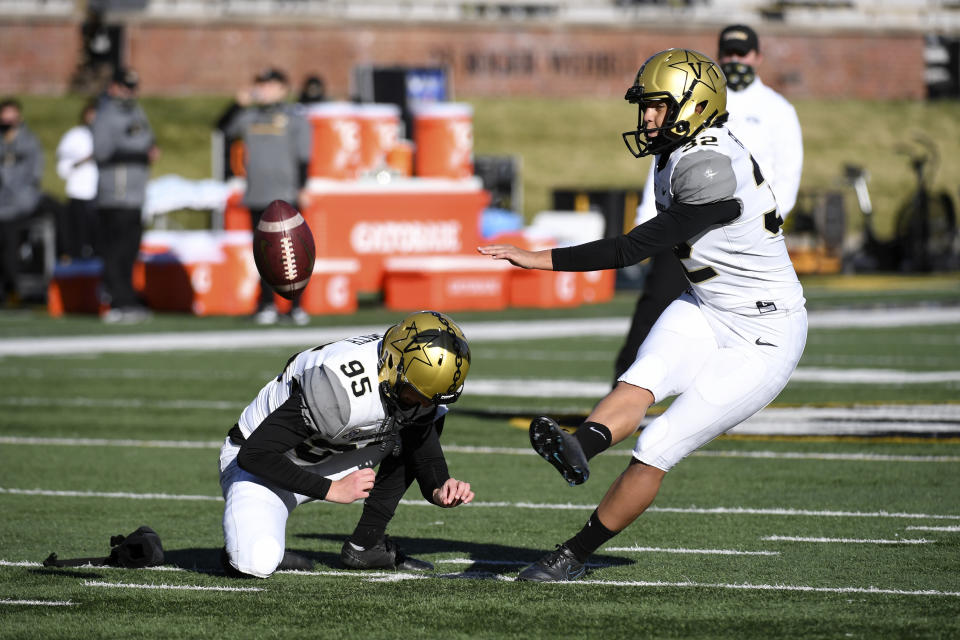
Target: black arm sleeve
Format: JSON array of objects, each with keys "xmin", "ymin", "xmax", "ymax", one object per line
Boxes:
[
  {"xmin": 406, "ymin": 415, "xmax": 451, "ymax": 502},
  {"xmin": 551, "ymin": 199, "xmax": 741, "ymax": 272},
  {"xmin": 371, "ymin": 415, "xmax": 451, "ymax": 504},
  {"xmin": 236, "ymin": 389, "xmax": 332, "ymax": 500}
]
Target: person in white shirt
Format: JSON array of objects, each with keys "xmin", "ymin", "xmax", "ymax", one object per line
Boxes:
[
  {"xmin": 56, "ymin": 100, "xmax": 99, "ymax": 261},
  {"xmin": 611, "ymin": 24, "xmax": 804, "ymax": 381}
]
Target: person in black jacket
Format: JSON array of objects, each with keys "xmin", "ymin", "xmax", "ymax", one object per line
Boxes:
[
  {"xmin": 219, "ymin": 311, "xmax": 474, "ymax": 578},
  {"xmin": 92, "ymin": 68, "xmax": 158, "ymax": 323},
  {"xmin": 0, "ymin": 98, "xmax": 44, "ymax": 308}
]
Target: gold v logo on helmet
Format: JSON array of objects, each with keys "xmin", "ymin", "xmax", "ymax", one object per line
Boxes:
[{"xmin": 378, "ymin": 311, "xmax": 472, "ymax": 416}]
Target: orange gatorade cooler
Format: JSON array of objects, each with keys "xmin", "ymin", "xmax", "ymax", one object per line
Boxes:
[
  {"xmin": 357, "ymin": 103, "xmax": 401, "ymax": 174},
  {"xmin": 386, "ymin": 140, "xmax": 415, "ymax": 177},
  {"xmin": 307, "ymin": 102, "xmax": 362, "ymax": 179},
  {"xmin": 413, "ymin": 103, "xmax": 474, "ymax": 179}
]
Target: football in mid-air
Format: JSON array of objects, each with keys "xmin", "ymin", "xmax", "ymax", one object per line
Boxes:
[{"xmin": 252, "ymin": 199, "xmax": 316, "ymax": 299}]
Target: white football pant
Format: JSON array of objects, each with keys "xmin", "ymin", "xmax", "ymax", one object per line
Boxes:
[
  {"xmin": 218, "ymin": 439, "xmax": 357, "ymax": 578},
  {"xmin": 619, "ymin": 291, "xmax": 807, "ymax": 471}
]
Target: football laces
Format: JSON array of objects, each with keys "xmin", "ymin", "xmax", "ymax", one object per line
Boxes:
[{"xmin": 280, "ymin": 236, "xmax": 298, "ymax": 281}]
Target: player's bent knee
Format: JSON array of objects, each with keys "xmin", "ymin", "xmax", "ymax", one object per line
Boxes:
[
  {"xmin": 228, "ymin": 536, "xmax": 284, "ymax": 578},
  {"xmin": 637, "ymin": 414, "xmax": 669, "ymax": 451}
]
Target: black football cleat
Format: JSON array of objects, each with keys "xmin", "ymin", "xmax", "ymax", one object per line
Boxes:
[
  {"xmin": 340, "ymin": 536, "xmax": 434, "ymax": 571},
  {"xmin": 529, "ymin": 416, "xmax": 589, "ymax": 486},
  {"xmin": 516, "ymin": 545, "xmax": 586, "ymax": 582}
]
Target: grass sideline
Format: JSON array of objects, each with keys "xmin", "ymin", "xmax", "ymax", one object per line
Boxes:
[{"xmin": 18, "ymin": 95, "xmax": 960, "ymax": 239}]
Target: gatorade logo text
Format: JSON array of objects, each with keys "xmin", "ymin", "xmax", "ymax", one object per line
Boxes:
[{"xmin": 350, "ymin": 221, "xmax": 462, "ymax": 254}]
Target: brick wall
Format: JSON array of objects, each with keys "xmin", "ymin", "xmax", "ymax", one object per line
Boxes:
[{"xmin": 0, "ymin": 18, "xmax": 925, "ymax": 99}]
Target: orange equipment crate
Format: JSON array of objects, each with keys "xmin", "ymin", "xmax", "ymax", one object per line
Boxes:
[
  {"xmin": 298, "ymin": 258, "xmax": 360, "ymax": 315},
  {"xmin": 47, "ymin": 259, "xmax": 103, "ymax": 316},
  {"xmin": 139, "ymin": 231, "xmax": 260, "ymax": 316},
  {"xmin": 579, "ymin": 269, "xmax": 616, "ymax": 304},
  {"xmin": 509, "ymin": 269, "xmax": 581, "ymax": 309},
  {"xmin": 383, "ymin": 255, "xmax": 512, "ymax": 312}
]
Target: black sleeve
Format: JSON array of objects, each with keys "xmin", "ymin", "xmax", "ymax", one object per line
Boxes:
[
  {"xmin": 236, "ymin": 388, "xmax": 332, "ymax": 500},
  {"xmin": 396, "ymin": 415, "xmax": 450, "ymax": 503},
  {"xmin": 551, "ymin": 199, "xmax": 741, "ymax": 272}
]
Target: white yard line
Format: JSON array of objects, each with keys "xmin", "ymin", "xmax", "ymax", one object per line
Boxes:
[
  {"xmin": 0, "ymin": 436, "xmax": 225, "ymax": 449},
  {"xmin": 3, "ymin": 399, "xmax": 959, "ymax": 438},
  {"xmin": 547, "ymin": 580, "xmax": 960, "ymax": 597},
  {"xmin": 605, "ymin": 546, "xmax": 779, "ymax": 556},
  {"xmin": 906, "ymin": 525, "xmax": 960, "ymax": 532},
  {"xmin": 0, "ymin": 397, "xmax": 239, "ymax": 411},
  {"xmin": 2, "ymin": 307, "xmax": 959, "ymax": 357},
  {"xmin": 0, "ymin": 598, "xmax": 75, "ymax": 606},
  {"xmin": 761, "ymin": 535, "xmax": 934, "ymax": 544},
  {"xmin": 83, "ymin": 580, "xmax": 262, "ymax": 592},
  {"xmin": 0, "ymin": 488, "xmax": 221, "ymax": 501},
  {"xmin": 4, "ymin": 560, "xmax": 956, "ymax": 598},
  {"xmin": 3, "ymin": 488, "xmax": 959, "ymax": 521},
  {"xmin": 2, "ymin": 435, "xmax": 958, "ymax": 463},
  {"xmin": 202, "ymin": 566, "xmax": 960, "ymax": 597}
]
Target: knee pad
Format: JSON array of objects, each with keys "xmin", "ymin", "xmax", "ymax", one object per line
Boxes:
[
  {"xmin": 225, "ymin": 536, "xmax": 284, "ymax": 579},
  {"xmin": 637, "ymin": 414, "xmax": 669, "ymax": 453}
]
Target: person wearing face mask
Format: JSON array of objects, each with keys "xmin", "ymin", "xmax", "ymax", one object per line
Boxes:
[
  {"xmin": 610, "ymin": 24, "xmax": 803, "ymax": 382},
  {"xmin": 92, "ymin": 68, "xmax": 159, "ymax": 323},
  {"xmin": 221, "ymin": 68, "xmax": 313, "ymax": 326},
  {"xmin": 0, "ymin": 98, "xmax": 44, "ymax": 309}
]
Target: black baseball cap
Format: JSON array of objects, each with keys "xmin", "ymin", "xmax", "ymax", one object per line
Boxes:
[
  {"xmin": 718, "ymin": 24, "xmax": 760, "ymax": 56},
  {"xmin": 112, "ymin": 67, "xmax": 139, "ymax": 89},
  {"xmin": 254, "ymin": 67, "xmax": 289, "ymax": 84}
]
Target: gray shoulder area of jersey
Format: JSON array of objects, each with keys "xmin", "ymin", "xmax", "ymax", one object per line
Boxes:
[
  {"xmin": 671, "ymin": 149, "xmax": 737, "ymax": 205},
  {"xmin": 299, "ymin": 363, "xmax": 352, "ymax": 435}
]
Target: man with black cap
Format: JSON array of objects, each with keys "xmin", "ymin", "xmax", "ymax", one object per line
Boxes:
[
  {"xmin": 716, "ymin": 24, "xmax": 803, "ymax": 217},
  {"xmin": 611, "ymin": 25, "xmax": 803, "ymax": 381},
  {"xmin": 93, "ymin": 67, "xmax": 158, "ymax": 323},
  {"xmin": 221, "ymin": 67, "xmax": 313, "ymax": 326}
]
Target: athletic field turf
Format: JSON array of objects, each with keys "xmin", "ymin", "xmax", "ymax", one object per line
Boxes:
[{"xmin": 1, "ymin": 280, "xmax": 958, "ymax": 639}]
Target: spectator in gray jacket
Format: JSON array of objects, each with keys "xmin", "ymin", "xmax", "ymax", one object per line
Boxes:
[
  {"xmin": 222, "ymin": 68, "xmax": 313, "ymax": 326},
  {"xmin": 0, "ymin": 98, "xmax": 44, "ymax": 308},
  {"xmin": 93, "ymin": 67, "xmax": 158, "ymax": 323}
]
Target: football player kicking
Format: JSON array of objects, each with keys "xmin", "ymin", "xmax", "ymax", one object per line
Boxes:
[
  {"xmin": 219, "ymin": 311, "xmax": 474, "ymax": 578},
  {"xmin": 478, "ymin": 49, "xmax": 807, "ymax": 582}
]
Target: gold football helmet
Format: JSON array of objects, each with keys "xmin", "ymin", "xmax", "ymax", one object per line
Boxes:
[
  {"xmin": 622, "ymin": 48, "xmax": 727, "ymax": 158},
  {"xmin": 378, "ymin": 311, "xmax": 471, "ymax": 423}
]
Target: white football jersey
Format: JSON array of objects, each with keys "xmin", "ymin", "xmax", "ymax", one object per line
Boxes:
[
  {"xmin": 236, "ymin": 334, "xmax": 445, "ymax": 466},
  {"xmin": 651, "ymin": 125, "xmax": 805, "ymax": 316}
]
